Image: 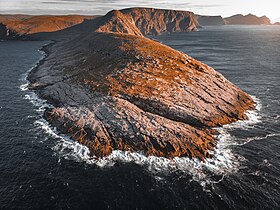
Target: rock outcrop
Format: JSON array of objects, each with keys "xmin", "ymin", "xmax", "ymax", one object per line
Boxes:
[
  {"xmin": 0, "ymin": 15, "xmax": 94, "ymax": 39},
  {"xmin": 28, "ymin": 8, "xmax": 255, "ymax": 160},
  {"xmin": 95, "ymin": 10, "xmax": 143, "ymax": 36},
  {"xmin": 197, "ymin": 15, "xmax": 226, "ymax": 26},
  {"xmin": 225, "ymin": 14, "xmax": 271, "ymax": 25}
]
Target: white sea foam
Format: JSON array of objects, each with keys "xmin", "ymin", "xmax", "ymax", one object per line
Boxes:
[
  {"xmin": 20, "ymin": 48, "xmax": 264, "ymax": 185},
  {"xmin": 221, "ymin": 95, "xmax": 262, "ymax": 130},
  {"xmin": 49, "ymin": 95, "xmax": 262, "ymax": 185},
  {"xmin": 20, "ymin": 44, "xmax": 53, "ymax": 114}
]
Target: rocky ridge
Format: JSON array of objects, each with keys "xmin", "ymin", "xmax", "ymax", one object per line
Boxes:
[{"xmin": 28, "ymin": 8, "xmax": 255, "ymax": 160}]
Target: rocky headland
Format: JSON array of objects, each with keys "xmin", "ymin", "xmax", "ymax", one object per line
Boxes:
[
  {"xmin": 225, "ymin": 14, "xmax": 271, "ymax": 25},
  {"xmin": 22, "ymin": 8, "xmax": 256, "ymax": 160},
  {"xmin": 0, "ymin": 15, "xmax": 94, "ymax": 39}
]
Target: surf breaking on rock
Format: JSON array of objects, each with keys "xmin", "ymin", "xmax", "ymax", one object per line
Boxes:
[{"xmin": 19, "ymin": 8, "xmax": 256, "ymax": 160}]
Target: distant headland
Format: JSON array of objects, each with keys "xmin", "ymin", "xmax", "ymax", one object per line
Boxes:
[{"xmin": 0, "ymin": 9, "xmax": 275, "ymax": 40}]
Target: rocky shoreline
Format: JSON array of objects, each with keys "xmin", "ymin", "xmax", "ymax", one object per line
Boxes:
[{"xmin": 27, "ymin": 8, "xmax": 255, "ymax": 160}]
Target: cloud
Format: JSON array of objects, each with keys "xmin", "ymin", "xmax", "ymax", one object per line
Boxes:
[
  {"xmin": 1, "ymin": 0, "xmax": 276, "ymax": 21},
  {"xmin": 0, "ymin": 0, "xmax": 224, "ymax": 15}
]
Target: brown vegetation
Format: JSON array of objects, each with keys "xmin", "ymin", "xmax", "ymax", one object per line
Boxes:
[{"xmin": 27, "ymin": 8, "xmax": 255, "ymax": 159}]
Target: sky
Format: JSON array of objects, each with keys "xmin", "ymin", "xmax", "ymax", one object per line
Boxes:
[{"xmin": 0, "ymin": 0, "xmax": 279, "ymax": 20}]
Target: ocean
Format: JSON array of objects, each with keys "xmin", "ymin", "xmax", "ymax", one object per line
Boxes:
[{"xmin": 0, "ymin": 26, "xmax": 279, "ymax": 209}]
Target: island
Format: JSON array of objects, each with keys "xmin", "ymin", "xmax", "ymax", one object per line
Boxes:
[
  {"xmin": 225, "ymin": 14, "xmax": 271, "ymax": 25},
  {"xmin": 1, "ymin": 8, "xmax": 256, "ymax": 159}
]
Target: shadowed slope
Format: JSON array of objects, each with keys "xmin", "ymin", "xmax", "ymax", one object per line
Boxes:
[{"xmin": 196, "ymin": 15, "xmax": 225, "ymax": 26}]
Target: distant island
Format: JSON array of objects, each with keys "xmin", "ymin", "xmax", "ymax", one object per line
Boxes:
[
  {"xmin": 197, "ymin": 13, "xmax": 273, "ymax": 26},
  {"xmin": 1, "ymin": 8, "xmax": 257, "ymax": 159},
  {"xmin": 225, "ymin": 14, "xmax": 271, "ymax": 25}
]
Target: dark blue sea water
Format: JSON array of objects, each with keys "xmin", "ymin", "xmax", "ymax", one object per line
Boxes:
[{"xmin": 0, "ymin": 26, "xmax": 280, "ymax": 209}]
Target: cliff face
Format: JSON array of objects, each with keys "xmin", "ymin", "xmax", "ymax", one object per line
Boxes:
[
  {"xmin": 225, "ymin": 14, "xmax": 271, "ymax": 25},
  {"xmin": 197, "ymin": 15, "xmax": 225, "ymax": 26},
  {"xmin": 29, "ymin": 8, "xmax": 255, "ymax": 160},
  {"xmin": 121, "ymin": 7, "xmax": 200, "ymax": 35},
  {"xmin": 95, "ymin": 10, "xmax": 143, "ymax": 36},
  {"xmin": 0, "ymin": 15, "xmax": 94, "ymax": 39},
  {"xmin": 0, "ymin": 8, "xmax": 199, "ymax": 40}
]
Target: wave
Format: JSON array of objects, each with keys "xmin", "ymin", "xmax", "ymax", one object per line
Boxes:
[
  {"xmin": 35, "ymin": 96, "xmax": 262, "ymax": 186},
  {"xmin": 20, "ymin": 43, "xmax": 54, "ymax": 113},
  {"xmin": 19, "ymin": 47, "xmax": 264, "ymax": 185},
  {"xmin": 220, "ymin": 95, "xmax": 262, "ymax": 130}
]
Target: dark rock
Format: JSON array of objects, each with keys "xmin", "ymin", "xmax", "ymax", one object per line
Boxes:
[{"xmin": 197, "ymin": 15, "xmax": 226, "ymax": 26}]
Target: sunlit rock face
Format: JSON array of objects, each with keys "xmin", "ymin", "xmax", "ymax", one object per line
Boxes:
[
  {"xmin": 120, "ymin": 8, "xmax": 200, "ymax": 35},
  {"xmin": 0, "ymin": 15, "xmax": 94, "ymax": 39},
  {"xmin": 28, "ymin": 8, "xmax": 255, "ymax": 159}
]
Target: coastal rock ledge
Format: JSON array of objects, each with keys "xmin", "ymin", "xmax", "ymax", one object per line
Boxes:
[{"xmin": 28, "ymin": 8, "xmax": 255, "ymax": 160}]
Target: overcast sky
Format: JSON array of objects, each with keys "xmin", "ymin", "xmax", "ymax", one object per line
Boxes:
[{"xmin": 0, "ymin": 0, "xmax": 279, "ymax": 20}]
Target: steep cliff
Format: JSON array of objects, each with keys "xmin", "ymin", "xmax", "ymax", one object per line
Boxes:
[
  {"xmin": 95, "ymin": 10, "xmax": 143, "ymax": 36},
  {"xmin": 121, "ymin": 7, "xmax": 200, "ymax": 35},
  {"xmin": 29, "ymin": 8, "xmax": 255, "ymax": 160}
]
